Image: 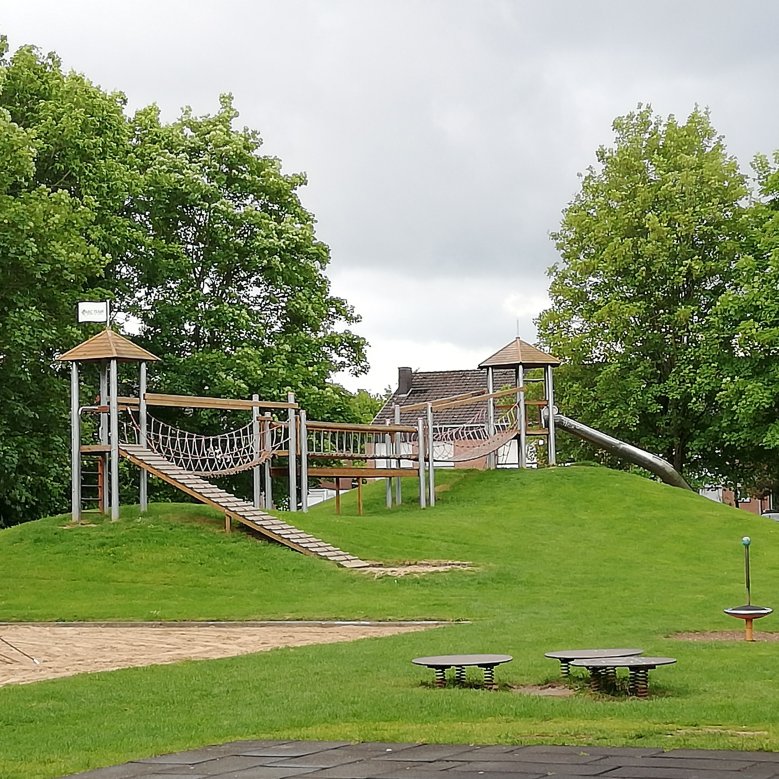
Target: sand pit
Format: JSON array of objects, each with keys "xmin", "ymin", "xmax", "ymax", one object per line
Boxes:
[{"xmin": 0, "ymin": 621, "xmax": 441, "ymax": 687}]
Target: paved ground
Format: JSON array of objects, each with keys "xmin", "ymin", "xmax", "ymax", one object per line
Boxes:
[{"xmin": 63, "ymin": 740, "xmax": 779, "ymax": 778}]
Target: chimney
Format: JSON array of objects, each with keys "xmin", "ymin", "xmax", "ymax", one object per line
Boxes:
[{"xmin": 398, "ymin": 366, "xmax": 413, "ymax": 395}]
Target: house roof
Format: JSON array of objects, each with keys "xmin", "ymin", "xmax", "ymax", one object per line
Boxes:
[
  {"xmin": 57, "ymin": 329, "xmax": 160, "ymax": 363},
  {"xmin": 478, "ymin": 337, "xmax": 560, "ymax": 368},
  {"xmin": 373, "ymin": 368, "xmax": 517, "ymax": 426}
]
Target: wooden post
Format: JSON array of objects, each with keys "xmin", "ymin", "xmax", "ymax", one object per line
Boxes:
[
  {"xmin": 70, "ymin": 361, "xmax": 81, "ymax": 524},
  {"xmin": 357, "ymin": 477, "xmax": 363, "ymax": 516},
  {"xmin": 97, "ymin": 456, "xmax": 106, "ymax": 513},
  {"xmin": 109, "ymin": 358, "xmax": 119, "ymax": 521},
  {"xmin": 335, "ymin": 481, "xmax": 341, "ymax": 515},
  {"xmin": 139, "ymin": 361, "xmax": 148, "ymax": 513},
  {"xmin": 224, "ymin": 512, "xmax": 232, "ymax": 533}
]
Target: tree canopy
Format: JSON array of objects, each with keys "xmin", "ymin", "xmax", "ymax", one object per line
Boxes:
[
  {"xmin": 537, "ymin": 105, "xmax": 751, "ymax": 479},
  {"xmin": 708, "ymin": 153, "xmax": 779, "ymax": 495},
  {"xmin": 119, "ymin": 97, "xmax": 366, "ymax": 419}
]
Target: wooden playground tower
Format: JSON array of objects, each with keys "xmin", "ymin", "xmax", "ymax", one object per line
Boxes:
[
  {"xmin": 377, "ymin": 337, "xmax": 561, "ymax": 473},
  {"xmin": 478, "ymin": 337, "xmax": 560, "ymax": 469}
]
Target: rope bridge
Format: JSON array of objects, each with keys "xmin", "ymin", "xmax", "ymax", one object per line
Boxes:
[
  {"xmin": 122, "ymin": 412, "xmax": 288, "ymax": 477},
  {"xmin": 432, "ymin": 402, "xmax": 520, "ymax": 463}
]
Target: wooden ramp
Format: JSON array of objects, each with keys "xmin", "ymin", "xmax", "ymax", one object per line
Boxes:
[{"xmin": 119, "ymin": 443, "xmax": 370, "ymax": 568}]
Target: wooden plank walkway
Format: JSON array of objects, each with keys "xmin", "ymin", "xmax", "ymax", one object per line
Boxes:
[{"xmin": 119, "ymin": 443, "xmax": 370, "ymax": 569}]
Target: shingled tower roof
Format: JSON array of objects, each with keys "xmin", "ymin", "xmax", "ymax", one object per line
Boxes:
[
  {"xmin": 57, "ymin": 329, "xmax": 160, "ymax": 363},
  {"xmin": 478, "ymin": 337, "xmax": 560, "ymax": 369}
]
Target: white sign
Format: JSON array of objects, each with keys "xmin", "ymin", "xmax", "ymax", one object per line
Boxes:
[{"xmin": 78, "ymin": 301, "xmax": 109, "ymax": 324}]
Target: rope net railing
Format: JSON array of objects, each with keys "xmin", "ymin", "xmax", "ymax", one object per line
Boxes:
[
  {"xmin": 121, "ymin": 411, "xmax": 288, "ymax": 477},
  {"xmin": 432, "ymin": 401, "xmax": 520, "ymax": 463}
]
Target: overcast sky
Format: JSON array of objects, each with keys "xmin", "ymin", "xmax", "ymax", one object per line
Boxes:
[{"xmin": 2, "ymin": 0, "xmax": 778, "ymax": 392}]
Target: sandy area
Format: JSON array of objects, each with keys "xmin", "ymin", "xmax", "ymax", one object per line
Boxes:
[{"xmin": 0, "ymin": 622, "xmax": 439, "ymax": 687}]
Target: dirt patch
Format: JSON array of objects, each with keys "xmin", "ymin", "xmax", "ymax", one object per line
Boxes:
[
  {"xmin": 0, "ymin": 621, "xmax": 440, "ymax": 687},
  {"xmin": 357, "ymin": 561, "xmax": 474, "ymax": 577},
  {"xmin": 671, "ymin": 631, "xmax": 779, "ymax": 642}
]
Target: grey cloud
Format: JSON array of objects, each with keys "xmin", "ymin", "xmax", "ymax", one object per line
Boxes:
[{"xmin": 4, "ymin": 0, "xmax": 779, "ymax": 389}]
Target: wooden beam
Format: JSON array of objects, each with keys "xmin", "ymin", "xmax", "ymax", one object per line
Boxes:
[
  {"xmin": 80, "ymin": 444, "xmax": 111, "ymax": 453},
  {"xmin": 142, "ymin": 393, "xmax": 298, "ymax": 411}
]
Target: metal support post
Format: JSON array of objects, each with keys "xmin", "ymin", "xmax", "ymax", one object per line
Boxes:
[
  {"xmin": 263, "ymin": 418, "xmax": 273, "ymax": 510},
  {"xmin": 139, "ymin": 361, "xmax": 148, "ymax": 513},
  {"xmin": 252, "ymin": 394, "xmax": 261, "ymax": 509},
  {"xmin": 417, "ymin": 418, "xmax": 427, "ymax": 509},
  {"xmin": 545, "ymin": 365, "xmax": 557, "ymax": 466},
  {"xmin": 299, "ymin": 409, "xmax": 308, "ymax": 512},
  {"xmin": 427, "ymin": 402, "xmax": 436, "ymax": 507},
  {"xmin": 99, "ymin": 364, "xmax": 109, "ymax": 514},
  {"xmin": 487, "ymin": 367, "xmax": 496, "ymax": 469},
  {"xmin": 393, "ymin": 404, "xmax": 402, "ymax": 505},
  {"xmin": 385, "ymin": 422, "xmax": 392, "ymax": 508},
  {"xmin": 70, "ymin": 362, "xmax": 81, "ymax": 523},
  {"xmin": 287, "ymin": 392, "xmax": 297, "ymax": 512},
  {"xmin": 517, "ymin": 365, "xmax": 527, "ymax": 469},
  {"xmin": 109, "ymin": 358, "xmax": 120, "ymax": 520}
]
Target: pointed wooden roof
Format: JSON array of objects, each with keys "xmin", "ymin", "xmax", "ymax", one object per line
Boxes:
[
  {"xmin": 57, "ymin": 329, "xmax": 160, "ymax": 363},
  {"xmin": 478, "ymin": 338, "xmax": 560, "ymax": 369}
]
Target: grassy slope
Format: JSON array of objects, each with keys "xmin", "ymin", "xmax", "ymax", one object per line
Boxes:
[{"xmin": 2, "ymin": 466, "xmax": 779, "ymax": 778}]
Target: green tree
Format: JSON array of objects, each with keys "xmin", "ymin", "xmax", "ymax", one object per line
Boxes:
[
  {"xmin": 0, "ymin": 40, "xmax": 127, "ymax": 525},
  {"xmin": 537, "ymin": 105, "xmax": 750, "ymax": 478},
  {"xmin": 710, "ymin": 152, "xmax": 779, "ymax": 497}
]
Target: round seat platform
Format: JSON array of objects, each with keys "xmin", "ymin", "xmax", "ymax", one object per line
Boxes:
[
  {"xmin": 412, "ymin": 654, "xmax": 512, "ymax": 687},
  {"xmin": 544, "ymin": 648, "xmax": 643, "ymax": 677}
]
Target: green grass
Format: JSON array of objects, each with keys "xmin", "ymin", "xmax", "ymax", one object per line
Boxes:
[{"xmin": 2, "ymin": 466, "xmax": 779, "ymax": 777}]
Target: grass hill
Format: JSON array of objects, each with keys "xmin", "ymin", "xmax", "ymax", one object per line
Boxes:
[{"xmin": 2, "ymin": 466, "xmax": 779, "ymax": 778}]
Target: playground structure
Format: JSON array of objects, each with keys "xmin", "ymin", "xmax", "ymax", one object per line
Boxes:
[
  {"xmin": 57, "ymin": 330, "xmax": 535, "ymax": 565},
  {"xmin": 58, "ymin": 330, "xmax": 692, "ymax": 564}
]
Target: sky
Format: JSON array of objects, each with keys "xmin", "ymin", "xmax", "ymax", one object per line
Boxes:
[{"xmin": 2, "ymin": 0, "xmax": 778, "ymax": 393}]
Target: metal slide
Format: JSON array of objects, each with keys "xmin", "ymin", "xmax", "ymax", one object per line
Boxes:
[{"xmin": 550, "ymin": 411, "xmax": 692, "ymax": 491}]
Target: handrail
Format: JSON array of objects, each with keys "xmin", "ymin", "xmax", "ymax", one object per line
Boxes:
[
  {"xmin": 399, "ymin": 385, "xmax": 526, "ymax": 413},
  {"xmin": 117, "ymin": 393, "xmax": 298, "ymax": 411},
  {"xmin": 306, "ymin": 420, "xmax": 417, "ymax": 434}
]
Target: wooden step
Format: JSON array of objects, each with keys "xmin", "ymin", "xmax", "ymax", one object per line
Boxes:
[{"xmin": 119, "ymin": 444, "xmax": 369, "ymax": 568}]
